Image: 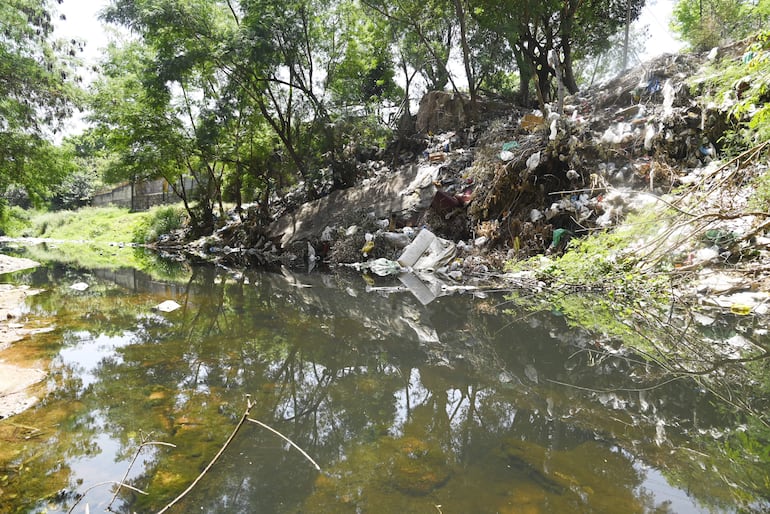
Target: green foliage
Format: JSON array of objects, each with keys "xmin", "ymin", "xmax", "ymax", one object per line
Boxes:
[
  {"xmin": 0, "ymin": 0, "xmax": 82, "ymax": 202},
  {"xmin": 688, "ymin": 31, "xmax": 770, "ymax": 156},
  {"xmin": 27, "ymin": 206, "xmax": 148, "ymax": 243},
  {"xmin": 672, "ymin": 0, "xmax": 769, "ymax": 51},
  {"xmin": 1, "ymin": 138, "xmax": 78, "ymax": 215},
  {"xmin": 0, "ymin": 0, "xmax": 81, "ymax": 135},
  {"xmin": 50, "ymin": 168, "xmax": 100, "ymax": 211},
  {"xmin": 0, "ymin": 205, "xmax": 34, "ymax": 236},
  {"xmin": 132, "ymin": 205, "xmax": 188, "ymax": 244},
  {"xmin": 325, "ymin": 4, "xmax": 401, "ymax": 108},
  {"xmin": 29, "ymin": 209, "xmax": 77, "ymax": 237},
  {"xmin": 511, "ymin": 209, "xmax": 662, "ymax": 287},
  {"xmin": 749, "ymin": 167, "xmax": 770, "ymax": 211},
  {"xmin": 473, "ymin": 0, "xmax": 645, "ymax": 103},
  {"xmin": 505, "ymin": 207, "xmax": 671, "ymax": 343}
]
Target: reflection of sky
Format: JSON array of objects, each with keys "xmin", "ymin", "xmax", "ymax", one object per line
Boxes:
[
  {"xmin": 637, "ymin": 465, "xmax": 712, "ymax": 514},
  {"xmin": 67, "ymin": 412, "xmax": 158, "ymax": 513},
  {"xmin": 53, "ymin": 331, "xmax": 163, "ymax": 513},
  {"xmin": 56, "ymin": 332, "xmax": 132, "ymax": 389}
]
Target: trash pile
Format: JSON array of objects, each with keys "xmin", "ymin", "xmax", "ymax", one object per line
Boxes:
[{"xmin": 157, "ymin": 42, "xmax": 769, "ymax": 306}]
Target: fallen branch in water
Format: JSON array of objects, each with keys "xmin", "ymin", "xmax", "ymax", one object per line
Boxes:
[
  {"xmin": 246, "ymin": 417, "xmax": 322, "ymax": 471},
  {"xmin": 108, "ymin": 432, "xmax": 176, "ymax": 512},
  {"xmin": 157, "ymin": 395, "xmax": 255, "ymax": 514},
  {"xmin": 67, "ymin": 481, "xmax": 148, "ymax": 514}
]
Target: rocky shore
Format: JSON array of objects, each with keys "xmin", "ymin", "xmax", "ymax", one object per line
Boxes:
[{"xmin": 0, "ymin": 255, "xmax": 45, "ymax": 418}]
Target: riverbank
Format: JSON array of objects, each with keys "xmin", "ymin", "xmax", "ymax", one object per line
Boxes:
[{"xmin": 0, "ymin": 254, "xmax": 45, "ymax": 418}]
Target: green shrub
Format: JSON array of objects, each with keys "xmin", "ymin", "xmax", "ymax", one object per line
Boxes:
[
  {"xmin": 687, "ymin": 31, "xmax": 770, "ymax": 156},
  {"xmin": 0, "ymin": 205, "xmax": 34, "ymax": 236},
  {"xmin": 132, "ymin": 205, "xmax": 187, "ymax": 243}
]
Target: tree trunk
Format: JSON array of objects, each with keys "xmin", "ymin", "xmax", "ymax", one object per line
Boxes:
[
  {"xmin": 454, "ymin": 0, "xmax": 477, "ymax": 120},
  {"xmin": 561, "ymin": 40, "xmax": 579, "ymax": 94},
  {"xmin": 513, "ymin": 48, "xmax": 532, "ymax": 106},
  {"xmin": 559, "ymin": 0, "xmax": 580, "ymax": 94}
]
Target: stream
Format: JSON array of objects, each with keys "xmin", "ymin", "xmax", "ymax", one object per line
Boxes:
[{"xmin": 1, "ymin": 249, "xmax": 768, "ymax": 513}]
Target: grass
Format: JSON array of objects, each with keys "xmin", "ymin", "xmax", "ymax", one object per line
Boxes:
[
  {"xmin": 4, "ymin": 204, "xmax": 189, "ymax": 245},
  {"xmin": 0, "ymin": 204, "xmax": 191, "ymax": 279},
  {"xmin": 27, "ymin": 206, "xmax": 149, "ymax": 243}
]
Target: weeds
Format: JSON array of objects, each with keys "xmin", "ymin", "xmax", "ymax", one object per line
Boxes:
[
  {"xmin": 689, "ymin": 31, "xmax": 770, "ymax": 156},
  {"xmin": 132, "ymin": 205, "xmax": 187, "ymax": 244}
]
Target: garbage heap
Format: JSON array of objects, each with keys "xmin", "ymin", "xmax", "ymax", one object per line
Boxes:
[{"xmin": 177, "ymin": 45, "xmax": 758, "ymax": 291}]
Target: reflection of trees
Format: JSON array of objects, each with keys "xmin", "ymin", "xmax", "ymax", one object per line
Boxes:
[
  {"xmin": 5, "ymin": 262, "xmax": 770, "ymax": 512},
  {"xmin": 504, "ymin": 288, "xmax": 770, "ymax": 511}
]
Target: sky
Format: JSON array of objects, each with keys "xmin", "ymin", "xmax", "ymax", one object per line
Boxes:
[
  {"xmin": 637, "ymin": 0, "xmax": 686, "ymax": 61},
  {"xmin": 56, "ymin": 1, "xmax": 111, "ymax": 68}
]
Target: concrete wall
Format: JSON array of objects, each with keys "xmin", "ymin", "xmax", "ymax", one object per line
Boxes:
[{"xmin": 92, "ymin": 177, "xmax": 197, "ymax": 210}]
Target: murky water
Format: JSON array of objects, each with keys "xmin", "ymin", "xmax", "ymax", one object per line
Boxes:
[{"xmin": 1, "ymin": 253, "xmax": 768, "ymax": 513}]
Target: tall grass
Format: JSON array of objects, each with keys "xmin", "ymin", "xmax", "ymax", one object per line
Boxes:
[
  {"xmin": 3, "ymin": 204, "xmax": 189, "ymax": 244},
  {"xmin": 132, "ymin": 205, "xmax": 187, "ymax": 244}
]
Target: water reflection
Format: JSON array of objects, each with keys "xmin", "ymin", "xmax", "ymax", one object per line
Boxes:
[{"xmin": 1, "ymin": 259, "xmax": 767, "ymax": 513}]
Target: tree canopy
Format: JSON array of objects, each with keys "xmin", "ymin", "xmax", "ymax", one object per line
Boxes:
[
  {"xmin": 0, "ymin": 0, "xmax": 81, "ymax": 207},
  {"xmin": 672, "ymin": 0, "xmax": 770, "ymax": 50},
  {"xmin": 15, "ymin": 0, "xmax": 769, "ymax": 230}
]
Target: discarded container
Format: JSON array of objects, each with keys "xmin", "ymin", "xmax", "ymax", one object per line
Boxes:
[
  {"xmin": 520, "ymin": 114, "xmax": 544, "ymax": 131},
  {"xmin": 398, "ymin": 272, "xmax": 439, "ymax": 305},
  {"xmin": 413, "ymin": 237, "xmax": 456, "ymax": 271},
  {"xmin": 502, "ymin": 141, "xmax": 520, "ymax": 152},
  {"xmin": 526, "ymin": 151, "xmax": 541, "ymax": 171},
  {"xmin": 70, "ymin": 282, "xmax": 89, "ymax": 291},
  {"xmin": 397, "ymin": 229, "xmax": 436, "ymax": 267},
  {"xmin": 381, "ymin": 231, "xmax": 412, "ymax": 249},
  {"xmin": 397, "ymin": 228, "xmax": 457, "ymax": 271},
  {"xmin": 431, "ymin": 190, "xmax": 460, "ymax": 212},
  {"xmin": 155, "ymin": 300, "xmax": 181, "ymax": 313},
  {"xmin": 730, "ymin": 304, "xmax": 752, "ymax": 316},
  {"xmin": 369, "ymin": 258, "xmax": 402, "ymax": 276},
  {"xmin": 550, "ymin": 228, "xmax": 574, "ymax": 253},
  {"xmin": 500, "ymin": 140, "xmax": 520, "ymax": 161}
]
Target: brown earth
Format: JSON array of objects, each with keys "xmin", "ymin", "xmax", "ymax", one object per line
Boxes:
[{"xmin": 0, "ymin": 254, "xmax": 46, "ymax": 419}]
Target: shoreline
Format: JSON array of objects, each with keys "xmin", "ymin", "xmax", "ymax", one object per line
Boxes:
[{"xmin": 0, "ymin": 254, "xmax": 45, "ymax": 419}]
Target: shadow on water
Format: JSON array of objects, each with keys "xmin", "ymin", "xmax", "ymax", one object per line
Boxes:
[{"xmin": 0, "ymin": 253, "xmax": 769, "ymax": 513}]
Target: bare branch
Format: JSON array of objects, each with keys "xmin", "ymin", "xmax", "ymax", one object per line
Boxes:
[{"xmin": 246, "ymin": 417, "xmax": 322, "ymax": 472}]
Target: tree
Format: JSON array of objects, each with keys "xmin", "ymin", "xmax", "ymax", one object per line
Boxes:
[
  {"xmin": 89, "ymin": 38, "xmax": 221, "ymax": 230},
  {"xmin": 363, "ymin": 0, "xmax": 460, "ymax": 94},
  {"xmin": 0, "ymin": 0, "xmax": 82, "ymax": 209},
  {"xmin": 672, "ymin": 0, "xmax": 770, "ymax": 51},
  {"xmin": 472, "ymin": 0, "xmax": 646, "ymax": 107},
  {"xmin": 102, "ymin": 0, "xmax": 369, "ymax": 200}
]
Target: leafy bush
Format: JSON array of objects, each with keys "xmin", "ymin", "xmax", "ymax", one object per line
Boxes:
[
  {"xmin": 0, "ymin": 205, "xmax": 33, "ymax": 236},
  {"xmin": 50, "ymin": 168, "xmax": 100, "ymax": 211},
  {"xmin": 749, "ymin": 170, "xmax": 770, "ymax": 211},
  {"xmin": 688, "ymin": 31, "xmax": 770, "ymax": 155},
  {"xmin": 132, "ymin": 205, "xmax": 187, "ymax": 243}
]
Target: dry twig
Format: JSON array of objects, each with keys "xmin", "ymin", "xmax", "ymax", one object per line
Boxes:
[
  {"xmin": 157, "ymin": 395, "xmax": 256, "ymax": 513},
  {"xmin": 246, "ymin": 417, "xmax": 322, "ymax": 471}
]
